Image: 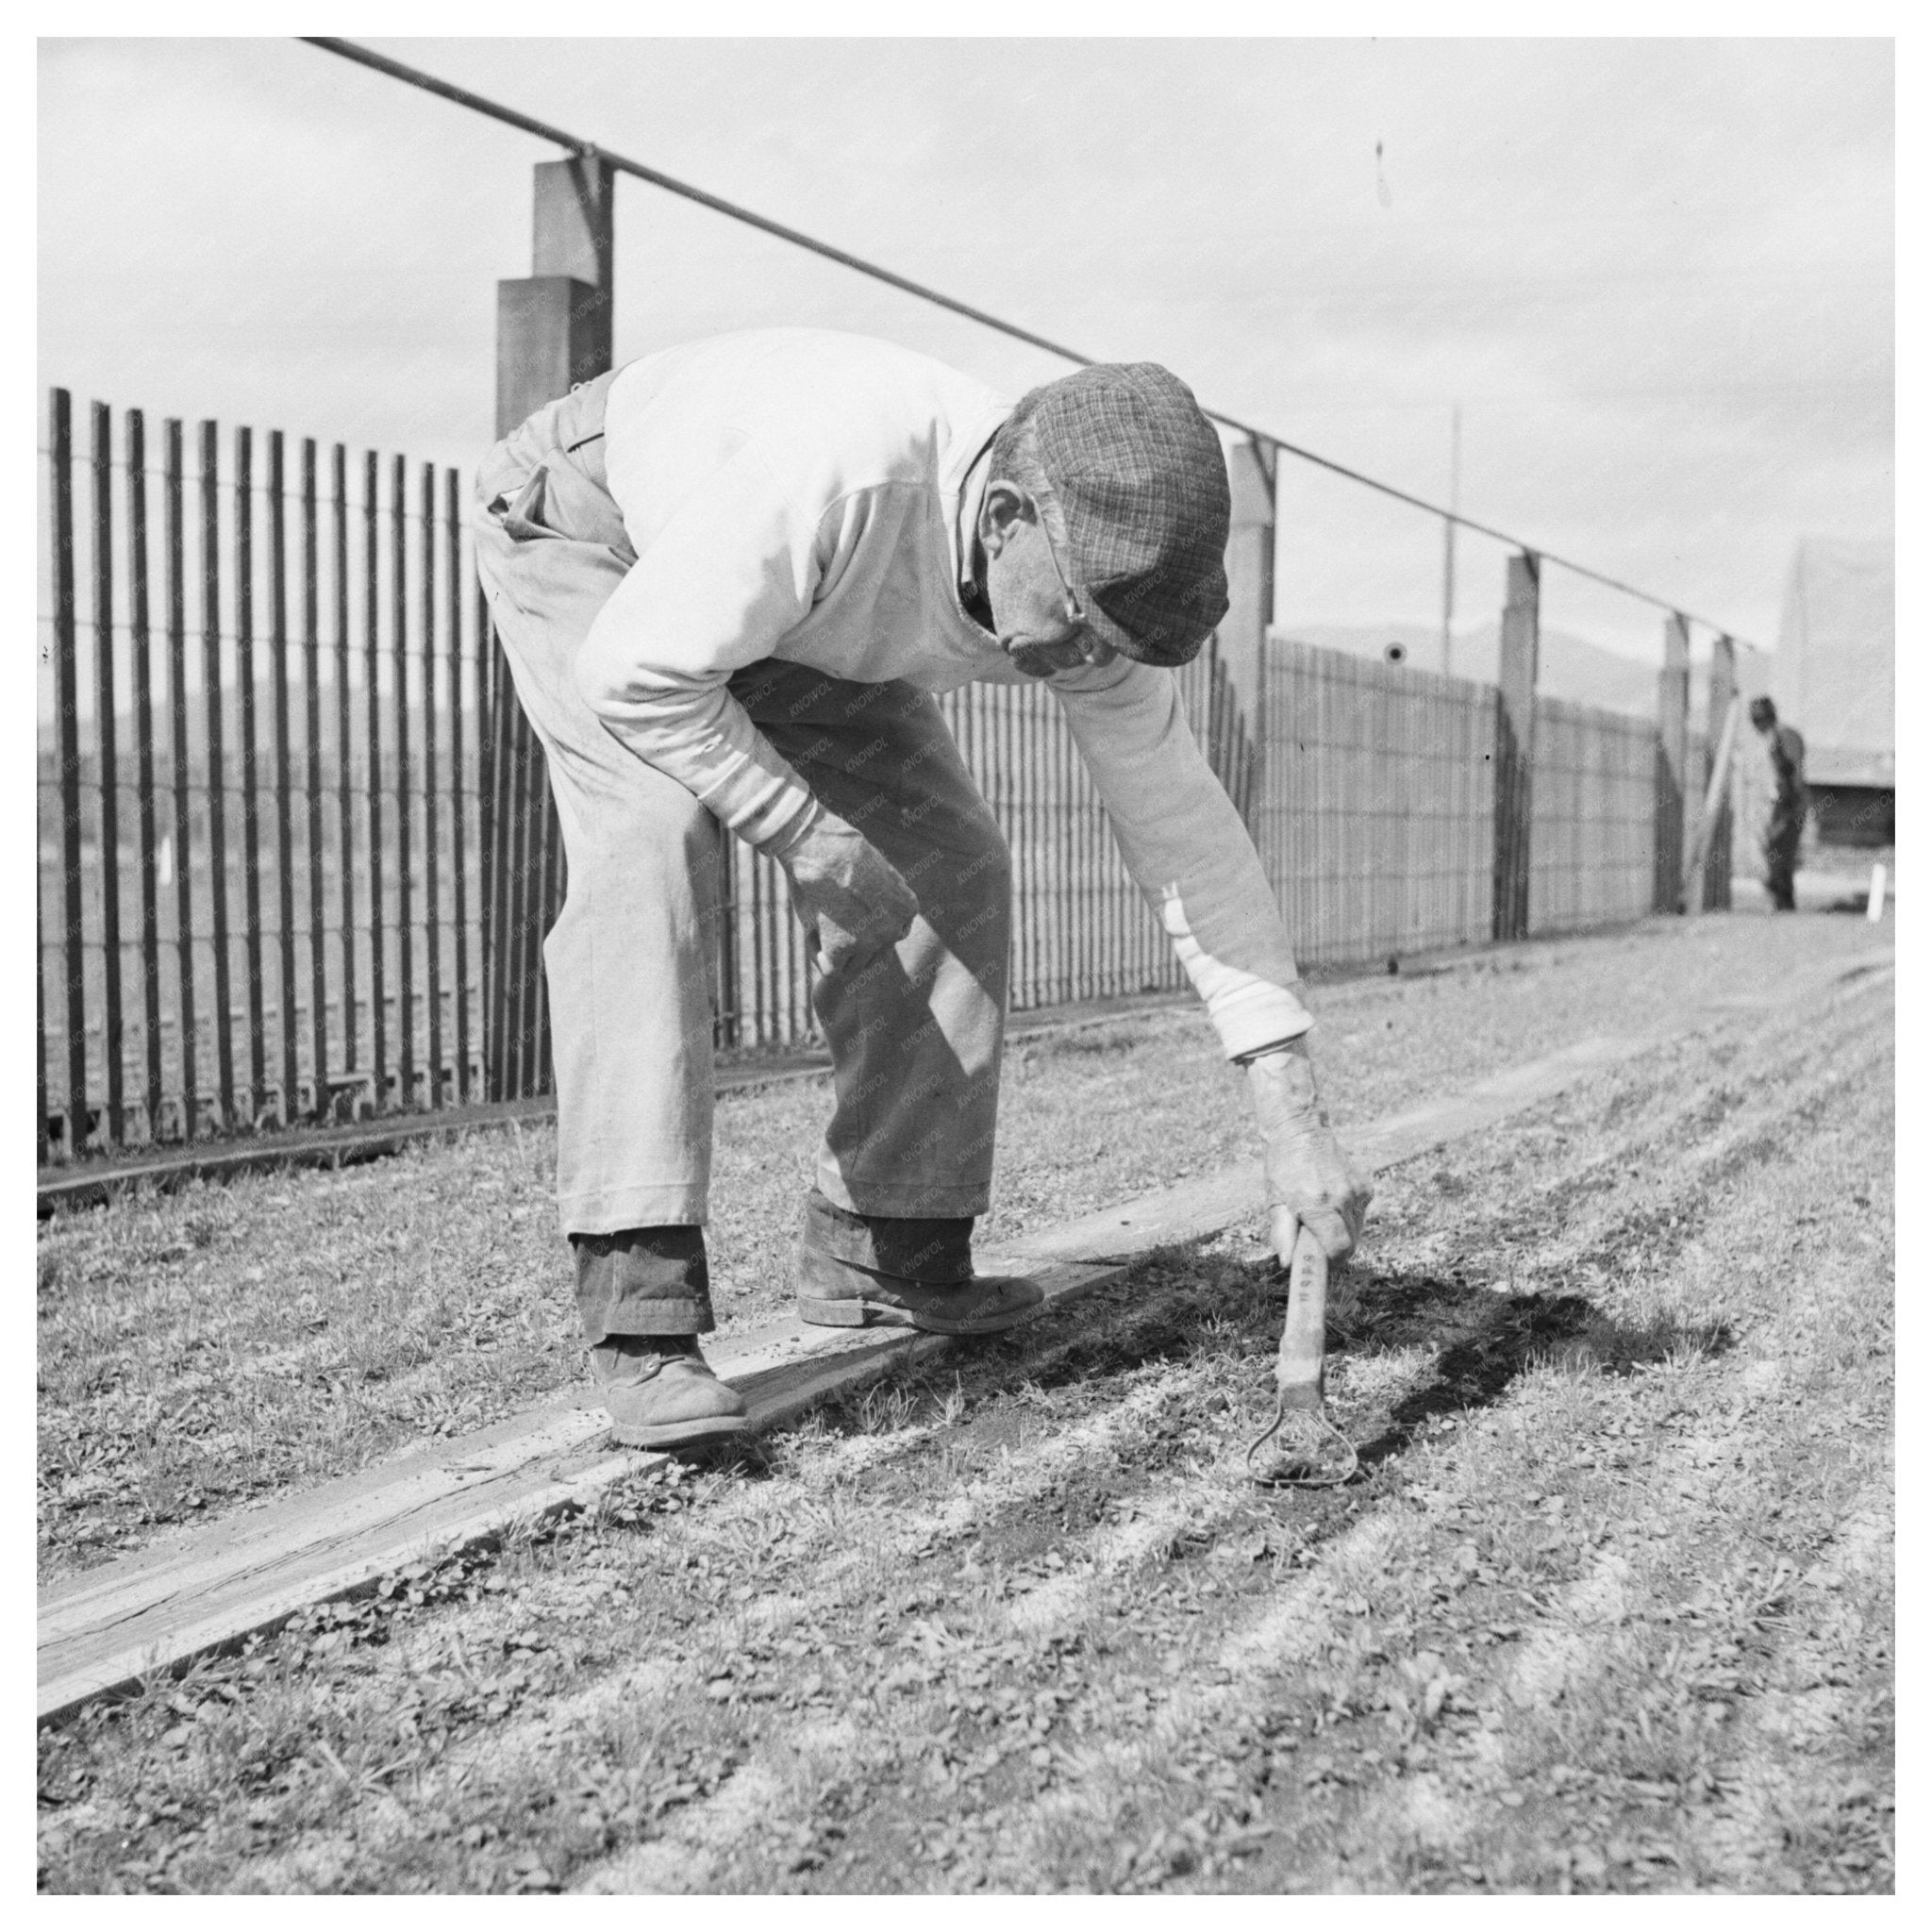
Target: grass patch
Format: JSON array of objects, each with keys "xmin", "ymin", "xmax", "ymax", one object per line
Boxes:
[
  {"xmin": 37, "ymin": 914, "xmax": 1892, "ymax": 1893},
  {"xmin": 38, "ymin": 911, "xmax": 1881, "ymax": 1583}
]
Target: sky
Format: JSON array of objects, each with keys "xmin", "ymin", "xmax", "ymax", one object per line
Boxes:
[{"xmin": 37, "ymin": 35, "xmax": 1894, "ymax": 663}]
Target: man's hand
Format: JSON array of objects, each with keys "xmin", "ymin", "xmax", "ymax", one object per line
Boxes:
[
  {"xmin": 1245, "ymin": 1040, "xmax": 1373, "ymax": 1264},
  {"xmin": 772, "ymin": 807, "xmax": 920, "ymax": 974}
]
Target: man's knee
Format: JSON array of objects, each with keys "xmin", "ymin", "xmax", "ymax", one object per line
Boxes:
[
  {"xmin": 901, "ymin": 816, "xmax": 1010, "ymax": 965},
  {"xmin": 954, "ymin": 826, "xmax": 1013, "ymax": 924},
  {"xmin": 552, "ymin": 765, "xmax": 724, "ymax": 937}
]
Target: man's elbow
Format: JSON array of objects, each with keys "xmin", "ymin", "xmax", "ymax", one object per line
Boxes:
[{"xmin": 572, "ymin": 634, "xmax": 630, "ymax": 721}]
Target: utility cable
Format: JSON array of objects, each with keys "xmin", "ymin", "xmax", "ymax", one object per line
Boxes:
[{"xmin": 302, "ymin": 36, "xmax": 1752, "ymax": 643}]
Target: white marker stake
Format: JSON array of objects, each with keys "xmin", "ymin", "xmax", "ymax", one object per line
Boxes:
[{"xmin": 1867, "ymin": 862, "xmax": 1888, "ymax": 923}]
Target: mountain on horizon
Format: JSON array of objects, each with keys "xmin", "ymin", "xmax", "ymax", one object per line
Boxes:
[{"xmin": 1274, "ymin": 621, "xmax": 1659, "ymax": 718}]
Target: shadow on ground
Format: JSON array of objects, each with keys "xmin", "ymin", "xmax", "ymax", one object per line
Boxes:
[
  {"xmin": 1336, "ymin": 1267, "xmax": 1734, "ymax": 1471},
  {"xmin": 698, "ymin": 1242, "xmax": 1736, "ymax": 1500}
]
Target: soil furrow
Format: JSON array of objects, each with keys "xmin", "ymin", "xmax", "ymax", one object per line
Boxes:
[{"xmin": 37, "ymin": 920, "xmax": 1892, "ymax": 1893}]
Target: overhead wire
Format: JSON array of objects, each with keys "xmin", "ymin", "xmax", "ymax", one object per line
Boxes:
[{"xmin": 302, "ymin": 35, "xmax": 1753, "ymax": 643}]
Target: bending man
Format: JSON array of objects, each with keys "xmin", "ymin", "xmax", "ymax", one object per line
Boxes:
[{"xmin": 475, "ymin": 329, "xmax": 1372, "ymax": 1449}]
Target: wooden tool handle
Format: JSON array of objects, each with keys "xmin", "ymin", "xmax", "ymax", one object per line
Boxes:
[{"xmin": 1274, "ymin": 1222, "xmax": 1329, "ymax": 1412}]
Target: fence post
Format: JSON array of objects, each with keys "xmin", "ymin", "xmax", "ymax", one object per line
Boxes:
[
  {"xmin": 1701, "ymin": 633, "xmax": 1737, "ymax": 911},
  {"xmin": 495, "ymin": 155, "xmax": 615, "ymax": 441},
  {"xmin": 1655, "ymin": 612, "xmax": 1690, "ymax": 912},
  {"xmin": 487, "ymin": 156, "xmax": 614, "ymax": 1099},
  {"xmin": 1491, "ymin": 550, "xmax": 1540, "ymax": 941},
  {"xmin": 1219, "ymin": 437, "xmax": 1274, "ymax": 824}
]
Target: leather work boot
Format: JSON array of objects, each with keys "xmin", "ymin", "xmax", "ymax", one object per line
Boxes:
[
  {"xmin": 794, "ymin": 1244, "xmax": 1044, "ymax": 1336},
  {"xmin": 591, "ymin": 1336, "xmax": 750, "ymax": 1449}
]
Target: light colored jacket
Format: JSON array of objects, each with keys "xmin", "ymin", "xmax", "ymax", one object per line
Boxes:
[{"xmin": 580, "ymin": 327, "xmax": 1310, "ymax": 1058}]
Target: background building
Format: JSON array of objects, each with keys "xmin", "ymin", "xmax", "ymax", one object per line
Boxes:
[{"xmin": 1767, "ymin": 537, "xmax": 1894, "ymax": 849}]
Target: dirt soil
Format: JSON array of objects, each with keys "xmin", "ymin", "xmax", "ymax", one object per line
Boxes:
[
  {"xmin": 36, "ymin": 910, "xmax": 1894, "ymax": 1893},
  {"xmin": 35, "ymin": 912, "xmax": 1881, "ymax": 1581}
]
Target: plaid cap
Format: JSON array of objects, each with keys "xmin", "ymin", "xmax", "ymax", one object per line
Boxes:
[{"xmin": 1028, "ymin": 362, "xmax": 1231, "ymax": 667}]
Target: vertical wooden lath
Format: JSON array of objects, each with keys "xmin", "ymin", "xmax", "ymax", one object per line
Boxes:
[
  {"xmin": 53, "ymin": 392, "xmax": 88, "ymax": 1157},
  {"xmin": 165, "ymin": 418, "xmax": 197, "ymax": 1143},
  {"xmin": 303, "ymin": 439, "xmax": 328, "ymax": 1118},
  {"xmin": 90, "ymin": 403, "xmax": 125, "ymax": 1146}
]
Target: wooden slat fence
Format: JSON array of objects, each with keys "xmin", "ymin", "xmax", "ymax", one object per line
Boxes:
[
  {"xmin": 1527, "ymin": 694, "xmax": 1657, "ymax": 934},
  {"xmin": 39, "ymin": 387, "xmax": 1678, "ymax": 1161},
  {"xmin": 1257, "ymin": 641, "xmax": 1498, "ymax": 967},
  {"xmin": 709, "ymin": 642, "xmax": 1251, "ymax": 1049},
  {"xmin": 37, "ymin": 393, "xmax": 490, "ymax": 1159}
]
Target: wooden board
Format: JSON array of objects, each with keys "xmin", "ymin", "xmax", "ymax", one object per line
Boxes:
[
  {"xmin": 34, "ymin": 1262, "xmax": 1112, "ymax": 1724},
  {"xmin": 38, "ymin": 948, "xmax": 1890, "ymax": 1722}
]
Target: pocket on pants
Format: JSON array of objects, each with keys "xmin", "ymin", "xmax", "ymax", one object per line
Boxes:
[
  {"xmin": 482, "ymin": 458, "xmax": 635, "ymax": 563},
  {"xmin": 485, "ymin": 465, "xmax": 558, "ymax": 542}
]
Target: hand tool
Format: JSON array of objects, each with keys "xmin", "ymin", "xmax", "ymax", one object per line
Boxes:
[{"xmin": 1245, "ymin": 1208, "xmax": 1357, "ymax": 1487}]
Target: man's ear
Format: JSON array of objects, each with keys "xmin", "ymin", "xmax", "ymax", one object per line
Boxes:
[{"xmin": 978, "ymin": 479, "xmax": 1033, "ymax": 556}]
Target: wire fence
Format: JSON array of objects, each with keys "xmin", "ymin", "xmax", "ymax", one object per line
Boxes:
[{"xmin": 39, "ymin": 386, "xmax": 1694, "ymax": 1164}]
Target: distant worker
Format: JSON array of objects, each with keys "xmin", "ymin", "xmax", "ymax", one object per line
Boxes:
[
  {"xmin": 1748, "ymin": 696, "xmax": 1808, "ymax": 912},
  {"xmin": 474, "ymin": 329, "xmax": 1372, "ymax": 1451}
]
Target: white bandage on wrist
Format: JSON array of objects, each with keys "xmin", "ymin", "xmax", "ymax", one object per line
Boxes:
[{"xmin": 1158, "ymin": 896, "xmax": 1314, "ymax": 1060}]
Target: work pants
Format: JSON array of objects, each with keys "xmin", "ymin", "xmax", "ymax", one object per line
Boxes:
[
  {"xmin": 473, "ymin": 390, "xmax": 1011, "ymax": 1337},
  {"xmin": 1764, "ymin": 808, "xmax": 1803, "ymax": 913}
]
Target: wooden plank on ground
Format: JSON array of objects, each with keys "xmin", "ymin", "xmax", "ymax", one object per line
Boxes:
[
  {"xmin": 37, "ymin": 1261, "xmax": 1113, "ymax": 1723},
  {"xmin": 1003, "ymin": 958, "xmax": 1890, "ymax": 1271},
  {"xmin": 37, "ymin": 948, "xmax": 1889, "ymax": 1722}
]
